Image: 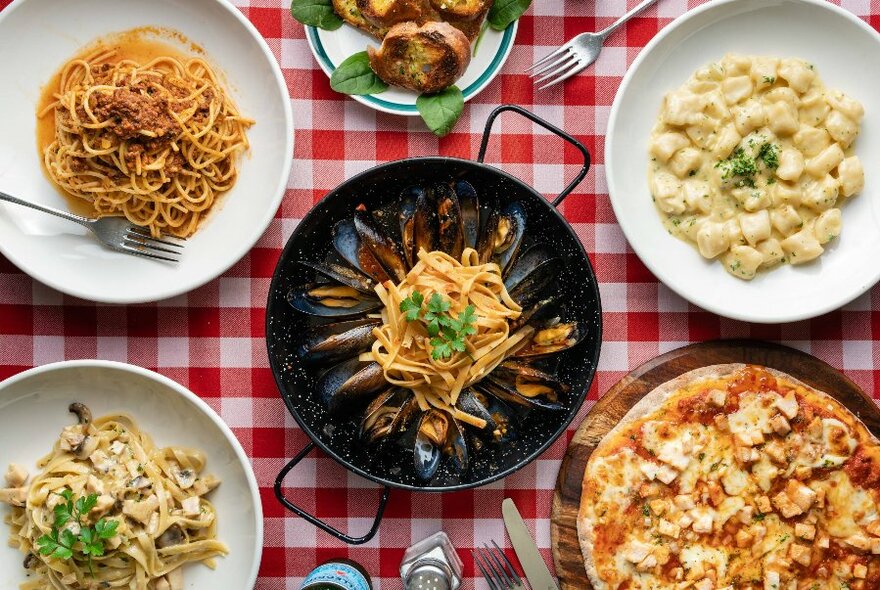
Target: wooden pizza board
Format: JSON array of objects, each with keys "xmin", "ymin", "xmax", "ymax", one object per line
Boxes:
[{"xmin": 550, "ymin": 339, "xmax": 880, "ymax": 590}]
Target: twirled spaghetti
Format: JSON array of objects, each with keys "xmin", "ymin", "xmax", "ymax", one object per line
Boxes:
[
  {"xmin": 39, "ymin": 37, "xmax": 253, "ymax": 238},
  {"xmin": 364, "ymin": 247, "xmax": 534, "ymax": 426},
  {"xmin": 2, "ymin": 404, "xmax": 226, "ymax": 589}
]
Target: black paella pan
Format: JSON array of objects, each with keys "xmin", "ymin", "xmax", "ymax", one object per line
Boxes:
[{"xmin": 267, "ymin": 105, "xmax": 602, "ymax": 544}]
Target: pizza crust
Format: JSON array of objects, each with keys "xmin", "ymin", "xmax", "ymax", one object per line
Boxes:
[{"xmin": 576, "ymin": 363, "xmax": 879, "ymax": 590}]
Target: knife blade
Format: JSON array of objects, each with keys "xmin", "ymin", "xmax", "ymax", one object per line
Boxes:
[{"xmin": 502, "ymin": 498, "xmax": 559, "ymax": 590}]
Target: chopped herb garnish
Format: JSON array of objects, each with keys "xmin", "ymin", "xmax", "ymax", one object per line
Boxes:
[
  {"xmin": 763, "ymin": 75, "xmax": 776, "ymax": 84},
  {"xmin": 400, "ymin": 293, "xmax": 478, "ymax": 360},
  {"xmin": 757, "ymin": 142, "xmax": 779, "ymax": 170},
  {"xmin": 36, "ymin": 489, "xmax": 119, "ymax": 577}
]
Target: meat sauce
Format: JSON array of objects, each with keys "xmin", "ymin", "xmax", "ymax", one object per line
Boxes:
[{"xmin": 36, "ymin": 27, "xmax": 205, "ymax": 216}]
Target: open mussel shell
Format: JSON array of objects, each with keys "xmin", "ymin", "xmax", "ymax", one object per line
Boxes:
[
  {"xmin": 514, "ymin": 320, "xmax": 583, "ymax": 359},
  {"xmin": 455, "ymin": 388, "xmax": 496, "ymax": 433},
  {"xmin": 332, "ymin": 218, "xmax": 391, "ymax": 283},
  {"xmin": 299, "ymin": 260, "xmax": 375, "ymax": 293},
  {"xmin": 318, "ymin": 359, "xmax": 386, "ymax": 414},
  {"xmin": 504, "ymin": 245, "xmax": 563, "ymax": 307},
  {"xmin": 445, "ymin": 416, "xmax": 469, "ymax": 473},
  {"xmin": 453, "ymin": 180, "xmax": 480, "ymax": 250},
  {"xmin": 477, "ymin": 201, "xmax": 527, "ymax": 273},
  {"xmin": 477, "ymin": 375, "xmax": 564, "ymax": 412},
  {"xmin": 413, "ymin": 186, "xmax": 440, "ymax": 260},
  {"xmin": 353, "ymin": 205, "xmax": 408, "ymax": 282},
  {"xmin": 434, "ymin": 183, "xmax": 464, "ymax": 259},
  {"xmin": 358, "ymin": 388, "xmax": 415, "ymax": 444},
  {"xmin": 299, "ymin": 318, "xmax": 381, "ymax": 365},
  {"xmin": 399, "ymin": 191, "xmax": 419, "ymax": 269},
  {"xmin": 414, "ymin": 409, "xmax": 447, "ymax": 481},
  {"xmin": 286, "ymin": 283, "xmax": 381, "ymax": 319},
  {"xmin": 510, "ymin": 296, "xmax": 563, "ymax": 332}
]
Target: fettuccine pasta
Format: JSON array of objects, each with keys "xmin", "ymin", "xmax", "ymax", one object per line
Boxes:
[
  {"xmin": 2, "ymin": 404, "xmax": 226, "ymax": 589},
  {"xmin": 363, "ymin": 247, "xmax": 534, "ymax": 426}
]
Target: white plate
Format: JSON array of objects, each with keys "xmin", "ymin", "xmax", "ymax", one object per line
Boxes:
[
  {"xmin": 0, "ymin": 0, "xmax": 293, "ymax": 304},
  {"xmin": 0, "ymin": 361, "xmax": 262, "ymax": 590},
  {"xmin": 307, "ymin": 19, "xmax": 517, "ymax": 115},
  {"xmin": 606, "ymin": 0, "xmax": 880, "ymax": 323}
]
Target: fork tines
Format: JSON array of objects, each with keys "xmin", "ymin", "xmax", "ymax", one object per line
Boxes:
[
  {"xmin": 473, "ymin": 541, "xmax": 523, "ymax": 590},
  {"xmin": 121, "ymin": 227, "xmax": 185, "ymax": 262}
]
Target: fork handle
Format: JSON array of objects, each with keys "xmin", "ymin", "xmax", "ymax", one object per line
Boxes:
[
  {"xmin": 0, "ymin": 191, "xmax": 92, "ymax": 228},
  {"xmin": 598, "ymin": 0, "xmax": 659, "ymax": 38}
]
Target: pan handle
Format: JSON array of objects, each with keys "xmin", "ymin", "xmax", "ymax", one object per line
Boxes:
[
  {"xmin": 274, "ymin": 441, "xmax": 392, "ymax": 545},
  {"xmin": 476, "ymin": 104, "xmax": 591, "ymax": 208}
]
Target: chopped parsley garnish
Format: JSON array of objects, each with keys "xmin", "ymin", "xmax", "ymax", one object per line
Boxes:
[
  {"xmin": 400, "ymin": 292, "xmax": 478, "ymax": 360},
  {"xmin": 36, "ymin": 489, "xmax": 119, "ymax": 577},
  {"xmin": 753, "ymin": 512, "xmax": 766, "ymax": 521},
  {"xmin": 757, "ymin": 141, "xmax": 780, "ymax": 170},
  {"xmin": 716, "ymin": 147, "xmax": 757, "ymax": 182},
  {"xmin": 763, "ymin": 75, "xmax": 776, "ymax": 84},
  {"xmin": 642, "ymin": 504, "xmax": 650, "ymax": 517}
]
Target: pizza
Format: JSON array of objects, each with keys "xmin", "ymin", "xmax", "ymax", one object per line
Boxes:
[{"xmin": 577, "ymin": 364, "xmax": 880, "ymax": 590}]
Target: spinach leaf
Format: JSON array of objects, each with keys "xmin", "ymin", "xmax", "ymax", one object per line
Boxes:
[
  {"xmin": 487, "ymin": 0, "xmax": 532, "ymax": 31},
  {"xmin": 290, "ymin": 0, "xmax": 343, "ymax": 31},
  {"xmin": 330, "ymin": 52, "xmax": 389, "ymax": 95},
  {"xmin": 416, "ymin": 86, "xmax": 464, "ymax": 137}
]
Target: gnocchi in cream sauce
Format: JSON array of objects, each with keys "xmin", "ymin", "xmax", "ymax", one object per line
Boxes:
[{"xmin": 648, "ymin": 54, "xmax": 865, "ymax": 280}]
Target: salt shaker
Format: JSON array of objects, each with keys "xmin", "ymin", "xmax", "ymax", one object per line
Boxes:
[{"xmin": 400, "ymin": 531, "xmax": 463, "ymax": 590}]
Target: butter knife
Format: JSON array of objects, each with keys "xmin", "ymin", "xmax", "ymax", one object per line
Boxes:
[{"xmin": 501, "ymin": 498, "xmax": 559, "ymax": 590}]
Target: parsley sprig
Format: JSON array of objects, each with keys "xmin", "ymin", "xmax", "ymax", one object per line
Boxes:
[
  {"xmin": 36, "ymin": 489, "xmax": 119, "ymax": 576},
  {"xmin": 399, "ymin": 292, "xmax": 478, "ymax": 360}
]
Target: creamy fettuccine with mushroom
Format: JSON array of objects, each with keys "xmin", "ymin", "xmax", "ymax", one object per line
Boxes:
[{"xmin": 1, "ymin": 403, "xmax": 226, "ymax": 589}]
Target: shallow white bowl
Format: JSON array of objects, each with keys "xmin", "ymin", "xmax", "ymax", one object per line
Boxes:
[
  {"xmin": 0, "ymin": 361, "xmax": 262, "ymax": 589},
  {"xmin": 0, "ymin": 0, "xmax": 293, "ymax": 303},
  {"xmin": 606, "ymin": 0, "xmax": 880, "ymax": 323},
  {"xmin": 307, "ymin": 19, "xmax": 517, "ymax": 115}
]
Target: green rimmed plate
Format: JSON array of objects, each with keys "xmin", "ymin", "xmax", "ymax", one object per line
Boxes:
[{"xmin": 306, "ymin": 20, "xmax": 517, "ymax": 115}]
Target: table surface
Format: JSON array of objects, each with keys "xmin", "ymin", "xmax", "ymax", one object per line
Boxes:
[{"xmin": 1, "ymin": 0, "xmax": 880, "ymax": 588}]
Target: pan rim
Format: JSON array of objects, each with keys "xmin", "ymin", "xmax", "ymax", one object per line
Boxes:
[{"xmin": 265, "ymin": 155, "xmax": 603, "ymax": 492}]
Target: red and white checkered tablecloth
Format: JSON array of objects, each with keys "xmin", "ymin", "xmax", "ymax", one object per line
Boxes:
[{"xmin": 2, "ymin": 0, "xmax": 880, "ymax": 588}]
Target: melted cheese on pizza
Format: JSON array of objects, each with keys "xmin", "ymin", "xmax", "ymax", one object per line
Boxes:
[{"xmin": 580, "ymin": 366, "xmax": 880, "ymax": 590}]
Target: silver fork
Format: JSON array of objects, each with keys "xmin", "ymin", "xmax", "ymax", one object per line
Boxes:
[
  {"xmin": 0, "ymin": 191, "xmax": 184, "ymax": 262},
  {"xmin": 528, "ymin": 0, "xmax": 660, "ymax": 89},
  {"xmin": 473, "ymin": 541, "xmax": 525, "ymax": 590}
]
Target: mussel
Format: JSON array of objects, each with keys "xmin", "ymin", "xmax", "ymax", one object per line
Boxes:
[
  {"xmin": 359, "ymin": 388, "xmax": 418, "ymax": 445},
  {"xmin": 434, "ymin": 184, "xmax": 464, "ymax": 259},
  {"xmin": 453, "ymin": 180, "xmax": 480, "ymax": 250},
  {"xmin": 399, "ymin": 189, "xmax": 420, "ymax": 269},
  {"xmin": 333, "ymin": 218, "xmax": 391, "ymax": 283},
  {"xmin": 299, "ymin": 260, "xmax": 375, "ymax": 293},
  {"xmin": 413, "ymin": 187, "xmax": 440, "ymax": 260},
  {"xmin": 481, "ymin": 361, "xmax": 567, "ymax": 411},
  {"xmin": 504, "ymin": 245, "xmax": 562, "ymax": 307},
  {"xmin": 287, "ymin": 283, "xmax": 381, "ymax": 318},
  {"xmin": 353, "ymin": 205, "xmax": 408, "ymax": 282},
  {"xmin": 514, "ymin": 320, "xmax": 582, "ymax": 358},
  {"xmin": 477, "ymin": 201, "xmax": 526, "ymax": 273},
  {"xmin": 317, "ymin": 359, "xmax": 386, "ymax": 413},
  {"xmin": 299, "ymin": 318, "xmax": 381, "ymax": 365},
  {"xmin": 414, "ymin": 409, "xmax": 448, "ymax": 480}
]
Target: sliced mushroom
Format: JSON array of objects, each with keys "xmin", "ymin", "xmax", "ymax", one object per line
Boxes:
[
  {"xmin": 22, "ymin": 553, "xmax": 38, "ymax": 570},
  {"xmin": 0, "ymin": 487, "xmax": 26, "ymax": 507},
  {"xmin": 172, "ymin": 467, "xmax": 196, "ymax": 490},
  {"xmin": 69, "ymin": 402, "xmax": 92, "ymax": 425},
  {"xmin": 5, "ymin": 463, "xmax": 28, "ymax": 487},
  {"xmin": 129, "ymin": 476, "xmax": 152, "ymax": 490},
  {"xmin": 156, "ymin": 524, "xmax": 185, "ymax": 549}
]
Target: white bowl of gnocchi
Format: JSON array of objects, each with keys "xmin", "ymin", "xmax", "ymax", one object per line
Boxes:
[{"xmin": 606, "ymin": 0, "xmax": 880, "ymax": 323}]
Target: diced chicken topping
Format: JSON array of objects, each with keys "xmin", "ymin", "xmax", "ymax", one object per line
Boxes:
[
  {"xmin": 658, "ymin": 519, "xmax": 681, "ymax": 539},
  {"xmin": 795, "ymin": 523, "xmax": 816, "ymax": 541},
  {"xmin": 775, "ymin": 392, "xmax": 799, "ymax": 420},
  {"xmin": 769, "ymin": 414, "xmax": 791, "ymax": 436},
  {"xmin": 123, "ymin": 494, "xmax": 159, "ymax": 524},
  {"xmin": 787, "ymin": 543, "xmax": 811, "ymax": 566},
  {"xmin": 181, "ymin": 496, "xmax": 201, "ymax": 516},
  {"xmin": 785, "ymin": 480, "xmax": 816, "ymax": 511},
  {"xmin": 624, "ymin": 540, "xmax": 654, "ymax": 563},
  {"xmin": 708, "ymin": 389, "xmax": 727, "ymax": 407},
  {"xmin": 844, "ymin": 534, "xmax": 872, "ymax": 552}
]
